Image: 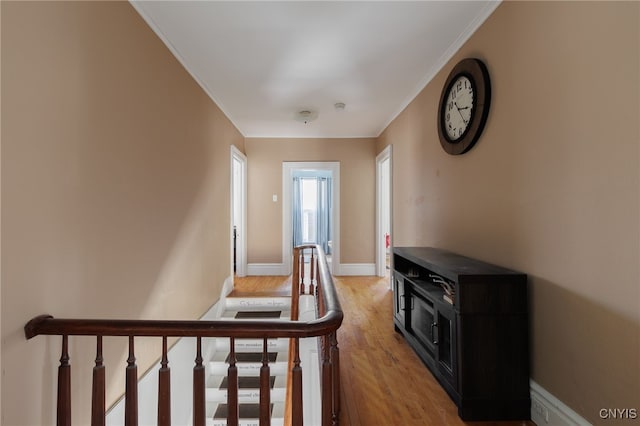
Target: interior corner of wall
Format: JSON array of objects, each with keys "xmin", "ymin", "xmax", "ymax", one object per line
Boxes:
[
  {"xmin": 223, "ymin": 275, "xmax": 234, "ymax": 296},
  {"xmin": 200, "ymin": 276, "xmax": 234, "ymax": 320}
]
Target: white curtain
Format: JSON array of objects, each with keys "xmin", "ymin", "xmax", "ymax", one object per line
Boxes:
[
  {"xmin": 317, "ymin": 177, "xmax": 332, "ymax": 254},
  {"xmin": 292, "ymin": 176, "xmax": 332, "ymax": 254}
]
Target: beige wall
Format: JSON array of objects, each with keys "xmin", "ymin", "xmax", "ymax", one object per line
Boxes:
[
  {"xmin": 378, "ymin": 2, "xmax": 639, "ymax": 423},
  {"xmin": 245, "ymin": 138, "xmax": 377, "ymax": 265},
  {"xmin": 1, "ymin": 2, "xmax": 243, "ymax": 425},
  {"xmin": 2, "ymin": 1, "xmax": 638, "ymax": 424}
]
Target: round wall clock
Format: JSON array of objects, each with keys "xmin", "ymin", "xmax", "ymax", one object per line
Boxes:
[{"xmin": 437, "ymin": 58, "xmax": 491, "ymax": 155}]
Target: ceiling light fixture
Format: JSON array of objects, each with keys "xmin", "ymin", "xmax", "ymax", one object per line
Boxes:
[
  {"xmin": 334, "ymin": 102, "xmax": 346, "ymax": 111},
  {"xmin": 295, "ymin": 110, "xmax": 318, "ymax": 124}
]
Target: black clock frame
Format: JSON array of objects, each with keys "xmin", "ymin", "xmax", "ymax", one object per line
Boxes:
[{"xmin": 438, "ymin": 58, "xmax": 491, "ymax": 155}]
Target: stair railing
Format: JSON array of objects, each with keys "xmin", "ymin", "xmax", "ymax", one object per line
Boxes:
[
  {"xmin": 24, "ymin": 244, "xmax": 342, "ymax": 426},
  {"xmin": 289, "ymin": 244, "xmax": 341, "ymax": 426}
]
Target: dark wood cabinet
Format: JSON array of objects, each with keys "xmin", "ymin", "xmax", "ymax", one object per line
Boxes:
[{"xmin": 392, "ymin": 247, "xmax": 530, "ymax": 421}]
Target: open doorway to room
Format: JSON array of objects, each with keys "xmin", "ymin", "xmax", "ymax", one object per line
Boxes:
[
  {"xmin": 231, "ymin": 146, "xmax": 247, "ymax": 277},
  {"xmin": 292, "ymin": 171, "xmax": 333, "ymax": 257},
  {"xmin": 376, "ymin": 146, "xmax": 392, "ymax": 282},
  {"xmin": 283, "ymin": 162, "xmax": 340, "ymax": 275}
]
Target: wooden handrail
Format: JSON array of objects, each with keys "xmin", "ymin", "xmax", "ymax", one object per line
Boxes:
[
  {"xmin": 25, "ymin": 314, "xmax": 343, "ymax": 339},
  {"xmin": 25, "ymin": 244, "xmax": 342, "ymax": 426},
  {"xmin": 25, "ymin": 248, "xmax": 342, "ymax": 340}
]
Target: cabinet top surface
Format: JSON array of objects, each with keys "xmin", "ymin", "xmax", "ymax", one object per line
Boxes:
[{"xmin": 393, "ymin": 247, "xmax": 525, "ymax": 280}]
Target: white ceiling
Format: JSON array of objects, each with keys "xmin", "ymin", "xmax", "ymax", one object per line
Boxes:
[{"xmin": 131, "ymin": 1, "xmax": 500, "ymax": 138}]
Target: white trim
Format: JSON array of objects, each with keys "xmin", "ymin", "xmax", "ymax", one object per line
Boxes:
[
  {"xmin": 375, "ymin": 145, "xmax": 392, "ymax": 278},
  {"xmin": 247, "ymin": 263, "xmax": 288, "ymax": 276},
  {"xmin": 231, "ymin": 146, "xmax": 248, "ymax": 277},
  {"xmin": 335, "ymin": 263, "xmax": 376, "ymax": 277},
  {"xmin": 208, "ymin": 275, "xmax": 235, "ymax": 319},
  {"xmin": 530, "ymin": 380, "xmax": 591, "ymax": 426},
  {"xmin": 282, "ymin": 162, "xmax": 340, "ymax": 275},
  {"xmin": 374, "ymin": 1, "xmax": 501, "ymax": 136}
]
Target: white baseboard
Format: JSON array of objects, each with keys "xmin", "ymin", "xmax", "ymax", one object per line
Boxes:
[
  {"xmin": 530, "ymin": 380, "xmax": 591, "ymax": 426},
  {"xmin": 247, "ymin": 263, "xmax": 288, "ymax": 276},
  {"xmin": 334, "ymin": 263, "xmax": 376, "ymax": 276},
  {"xmin": 201, "ymin": 275, "xmax": 234, "ymax": 320}
]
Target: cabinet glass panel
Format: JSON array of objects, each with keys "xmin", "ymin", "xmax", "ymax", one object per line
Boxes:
[
  {"xmin": 438, "ymin": 311, "xmax": 453, "ymax": 371},
  {"xmin": 410, "ymin": 294, "xmax": 436, "ymax": 354}
]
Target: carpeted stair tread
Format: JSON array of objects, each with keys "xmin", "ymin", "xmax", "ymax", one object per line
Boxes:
[
  {"xmin": 213, "ymin": 403, "xmax": 273, "ymax": 419},
  {"xmin": 218, "ymin": 376, "xmax": 276, "ymax": 390},
  {"xmin": 234, "ymin": 310, "xmax": 282, "ymax": 319}
]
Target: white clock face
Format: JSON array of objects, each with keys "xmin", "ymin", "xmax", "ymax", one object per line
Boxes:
[{"xmin": 444, "ymin": 76, "xmax": 474, "ymax": 141}]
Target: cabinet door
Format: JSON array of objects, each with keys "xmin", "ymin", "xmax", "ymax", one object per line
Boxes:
[
  {"xmin": 392, "ymin": 273, "xmax": 406, "ymax": 325},
  {"xmin": 408, "ymin": 291, "xmax": 437, "ymax": 357},
  {"xmin": 436, "ymin": 305, "xmax": 457, "ymax": 390}
]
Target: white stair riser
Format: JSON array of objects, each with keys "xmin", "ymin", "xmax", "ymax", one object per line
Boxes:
[
  {"xmin": 208, "ymin": 419, "xmax": 284, "ymax": 426},
  {"xmin": 205, "ymin": 387, "xmax": 286, "ymax": 403},
  {"xmin": 209, "ymin": 362, "xmax": 288, "ymax": 376},
  {"xmin": 215, "ymin": 339, "xmax": 289, "ymax": 352},
  {"xmin": 224, "ymin": 297, "xmax": 290, "ymax": 311}
]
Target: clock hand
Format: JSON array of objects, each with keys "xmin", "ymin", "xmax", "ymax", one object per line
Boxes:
[{"xmin": 454, "ymin": 102, "xmax": 469, "ymax": 124}]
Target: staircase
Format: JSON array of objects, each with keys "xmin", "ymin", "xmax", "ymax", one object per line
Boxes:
[
  {"xmin": 26, "ymin": 244, "xmax": 341, "ymax": 426},
  {"xmin": 103, "ymin": 289, "xmax": 322, "ymax": 426},
  {"xmin": 205, "ymin": 294, "xmax": 292, "ymax": 426}
]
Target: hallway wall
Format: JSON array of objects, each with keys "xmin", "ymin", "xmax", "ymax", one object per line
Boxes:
[
  {"xmin": 377, "ymin": 2, "xmax": 639, "ymax": 423},
  {"xmin": 245, "ymin": 138, "xmax": 377, "ymax": 266},
  {"xmin": 1, "ymin": 2, "xmax": 243, "ymax": 424}
]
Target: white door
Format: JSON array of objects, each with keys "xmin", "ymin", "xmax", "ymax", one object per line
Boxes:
[
  {"xmin": 376, "ymin": 146, "xmax": 392, "ymax": 279},
  {"xmin": 231, "ymin": 146, "xmax": 247, "ymax": 277}
]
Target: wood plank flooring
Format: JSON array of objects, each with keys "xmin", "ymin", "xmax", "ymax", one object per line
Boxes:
[{"xmin": 232, "ymin": 274, "xmax": 534, "ymax": 426}]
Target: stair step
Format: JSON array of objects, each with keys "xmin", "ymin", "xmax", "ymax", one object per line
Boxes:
[
  {"xmin": 215, "ymin": 338, "xmax": 289, "ymax": 352},
  {"xmin": 207, "ymin": 402, "xmax": 285, "ymax": 426},
  {"xmin": 205, "ymin": 375, "xmax": 286, "ymax": 403},
  {"xmin": 209, "ymin": 360, "xmax": 288, "ymax": 376},
  {"xmin": 234, "ymin": 310, "xmax": 284, "ymax": 319},
  {"xmin": 220, "ymin": 310, "xmax": 291, "ymax": 320},
  {"xmin": 223, "ymin": 352, "xmax": 279, "ymax": 363},
  {"xmin": 211, "ymin": 350, "xmax": 287, "ymax": 364},
  {"xmin": 224, "ymin": 297, "xmax": 290, "ymax": 311},
  {"xmin": 205, "ymin": 387, "xmax": 287, "ymax": 404},
  {"xmin": 217, "ymin": 375, "xmax": 277, "ymax": 389}
]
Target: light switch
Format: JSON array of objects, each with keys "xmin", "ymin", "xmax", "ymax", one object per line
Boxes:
[{"xmin": 272, "ymin": 194, "xmax": 278, "ymax": 202}]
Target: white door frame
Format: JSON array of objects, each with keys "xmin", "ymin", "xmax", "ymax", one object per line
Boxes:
[
  {"xmin": 231, "ymin": 146, "xmax": 247, "ymax": 277},
  {"xmin": 282, "ymin": 162, "xmax": 340, "ymax": 275},
  {"xmin": 376, "ymin": 145, "xmax": 392, "ymax": 278}
]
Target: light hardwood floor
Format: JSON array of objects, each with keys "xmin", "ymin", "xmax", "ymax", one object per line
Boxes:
[{"xmin": 232, "ymin": 274, "xmax": 534, "ymax": 426}]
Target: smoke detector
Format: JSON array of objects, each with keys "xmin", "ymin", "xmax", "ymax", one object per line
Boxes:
[{"xmin": 294, "ymin": 110, "xmax": 318, "ymax": 124}]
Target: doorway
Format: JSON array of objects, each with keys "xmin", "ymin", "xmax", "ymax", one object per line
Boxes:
[
  {"xmin": 231, "ymin": 146, "xmax": 247, "ymax": 277},
  {"xmin": 292, "ymin": 171, "xmax": 333, "ymax": 255},
  {"xmin": 376, "ymin": 146, "xmax": 392, "ymax": 280},
  {"xmin": 283, "ymin": 162, "xmax": 340, "ymax": 275}
]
